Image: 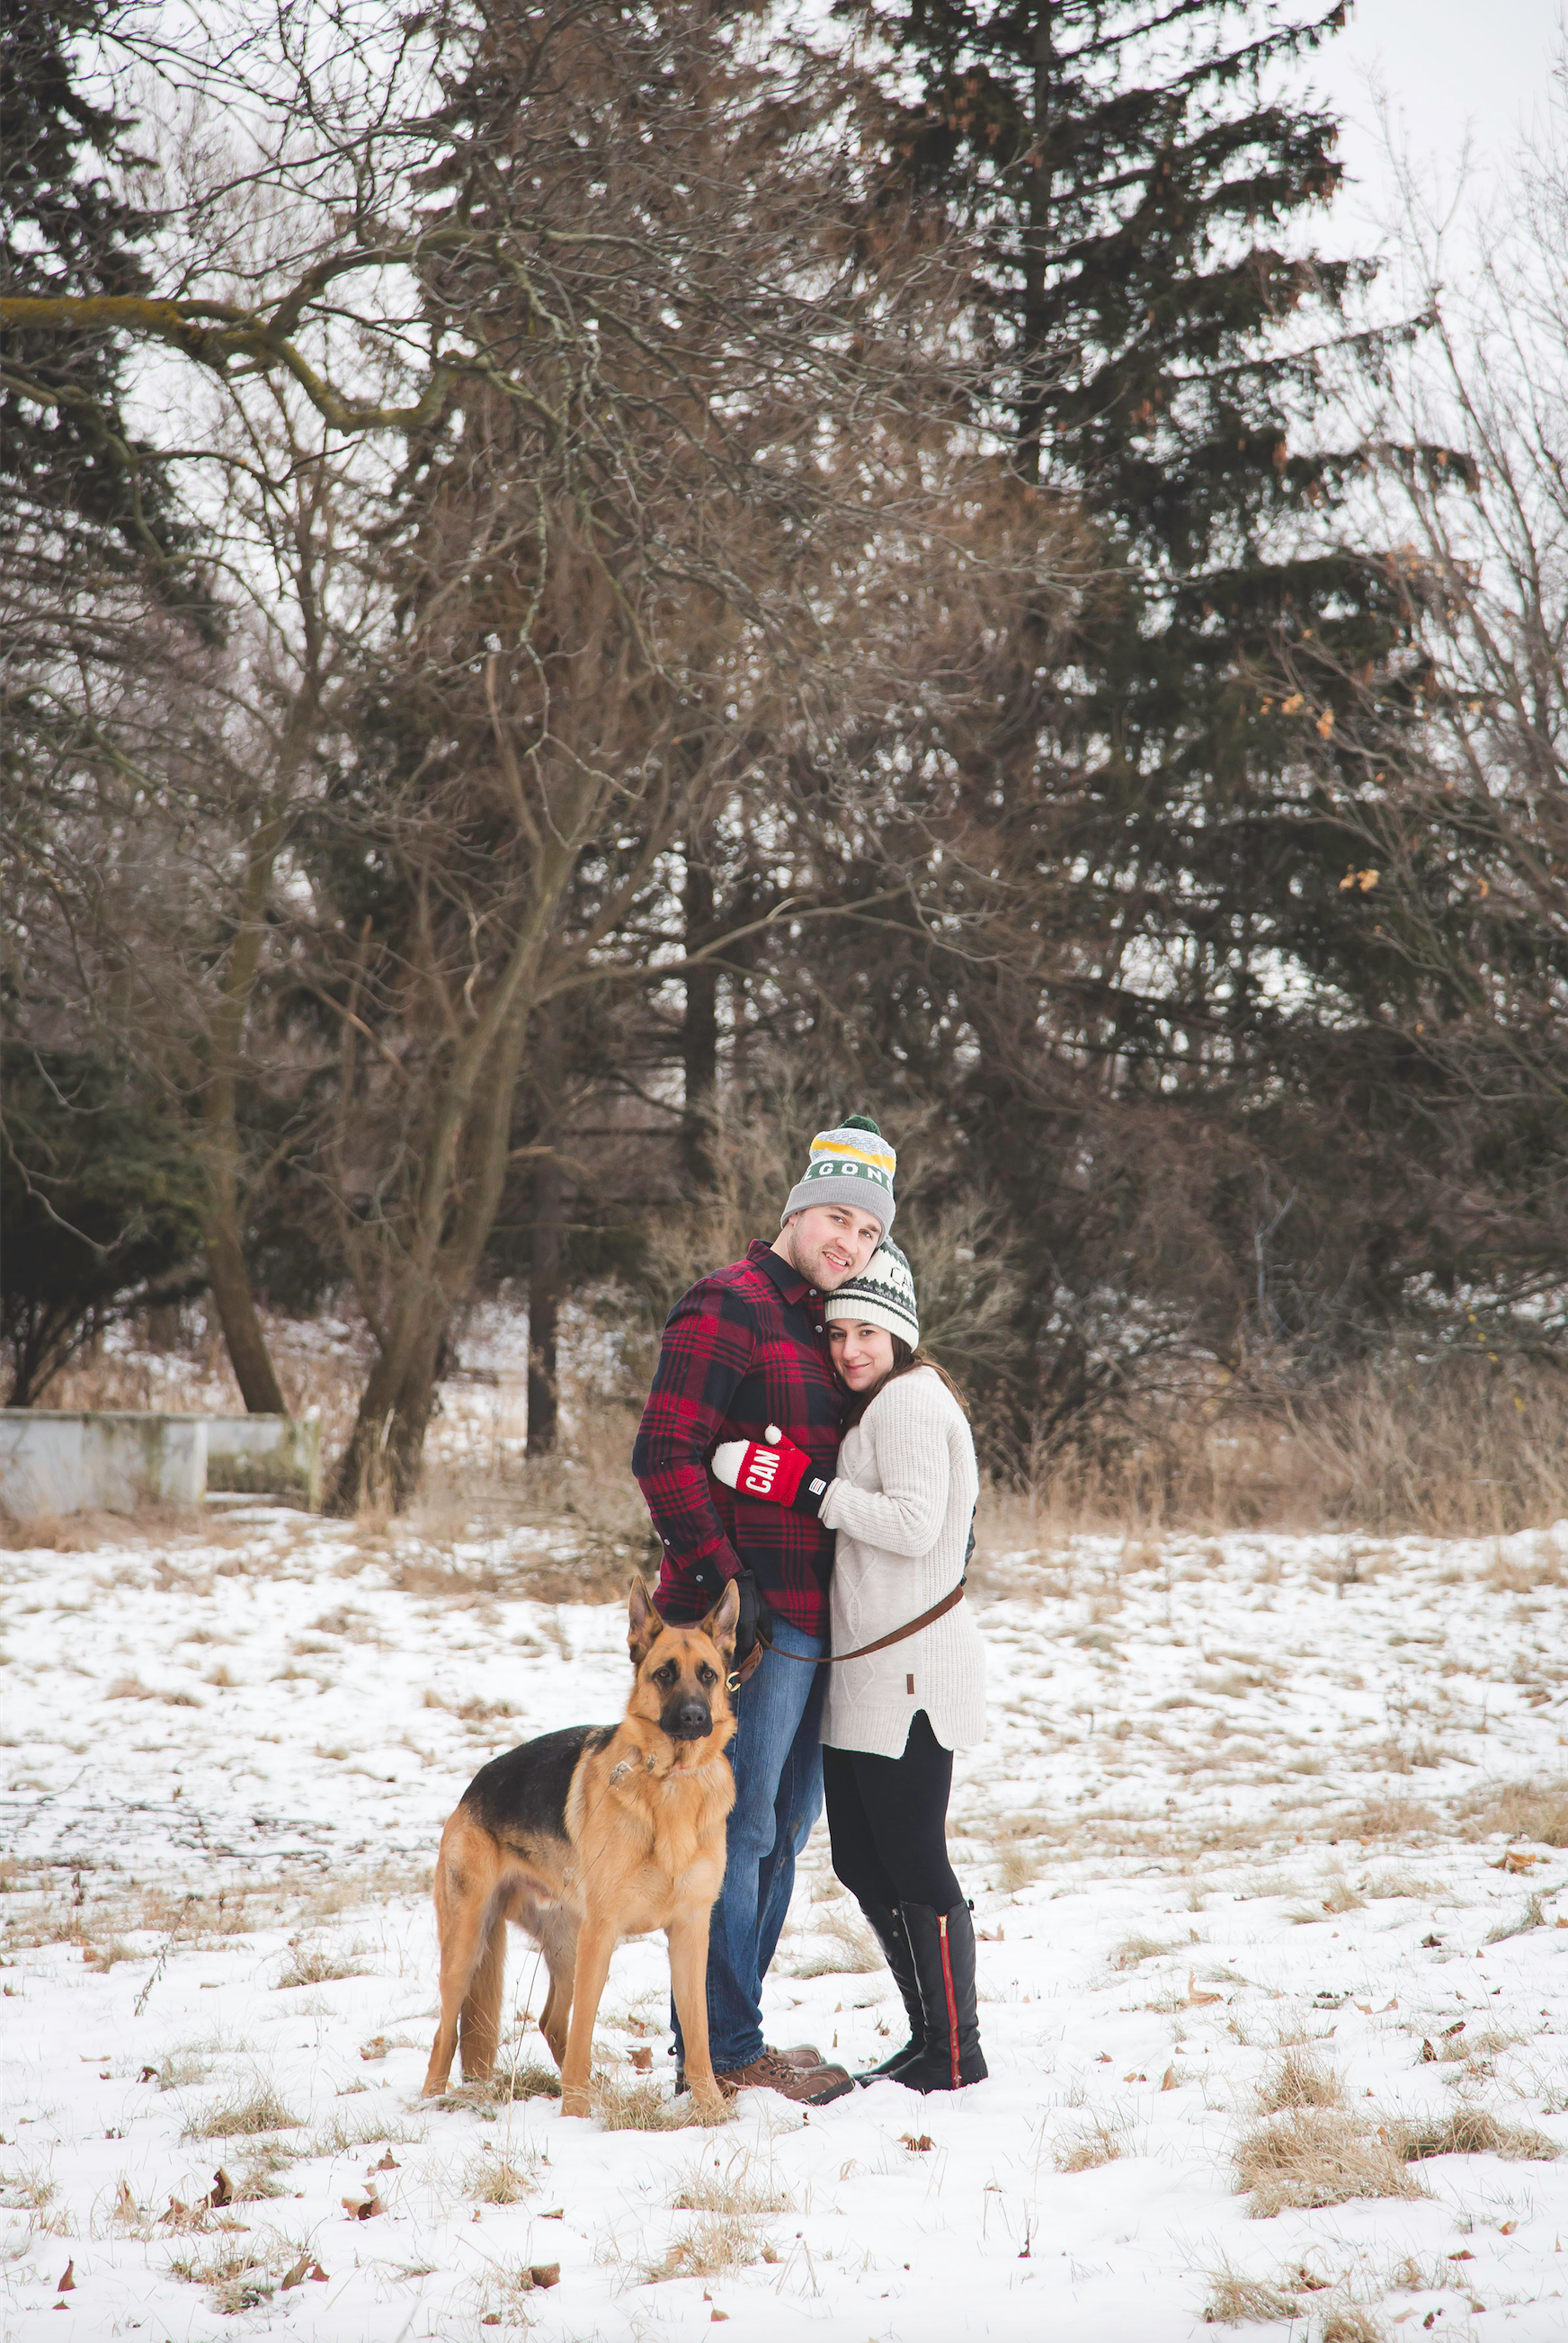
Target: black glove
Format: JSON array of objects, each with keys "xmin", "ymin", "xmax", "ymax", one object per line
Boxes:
[{"xmin": 731, "ymin": 1568, "xmax": 776, "ymax": 1673}]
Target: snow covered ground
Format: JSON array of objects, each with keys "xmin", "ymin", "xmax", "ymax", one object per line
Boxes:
[{"xmin": 5, "ymin": 1510, "xmax": 1568, "ymax": 2339}]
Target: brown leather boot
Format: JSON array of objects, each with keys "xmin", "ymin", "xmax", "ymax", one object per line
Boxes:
[
  {"xmin": 675, "ymin": 2041, "xmax": 822, "ymax": 2094},
  {"xmin": 713, "ymin": 2048, "xmax": 851, "ymax": 2103}
]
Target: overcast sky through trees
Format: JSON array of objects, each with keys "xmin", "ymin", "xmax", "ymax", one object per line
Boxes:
[{"xmin": 1313, "ymin": 0, "xmax": 1558, "ymax": 242}]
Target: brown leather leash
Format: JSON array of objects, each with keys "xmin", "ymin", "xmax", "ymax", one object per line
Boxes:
[{"xmin": 730, "ymin": 1580, "xmax": 966, "ymax": 1689}]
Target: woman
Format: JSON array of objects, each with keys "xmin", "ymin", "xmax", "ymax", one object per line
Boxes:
[{"xmin": 710, "ymin": 1238, "xmax": 986, "ymax": 2094}]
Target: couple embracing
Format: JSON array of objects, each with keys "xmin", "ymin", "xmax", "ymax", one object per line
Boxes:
[{"xmin": 632, "ymin": 1116, "xmax": 987, "ymax": 2107}]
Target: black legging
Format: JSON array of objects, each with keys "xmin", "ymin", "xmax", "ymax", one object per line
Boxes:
[{"xmin": 822, "ymin": 1710, "xmax": 961, "ymax": 1911}]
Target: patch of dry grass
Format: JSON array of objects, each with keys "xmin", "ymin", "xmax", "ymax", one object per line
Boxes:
[
  {"xmin": 1392, "ymin": 2107, "xmax": 1558, "ymax": 2162},
  {"xmin": 274, "ymin": 1937, "xmax": 367, "ymax": 1989},
  {"xmin": 1055, "ymin": 2115, "xmax": 1127, "ymax": 2174},
  {"xmin": 0, "ymin": 2157, "xmax": 58, "ymax": 2213},
  {"xmin": 789, "ymin": 1909, "xmax": 881, "ymax": 1978},
  {"xmin": 1201, "ymin": 2262, "xmax": 1303, "ymax": 2325},
  {"xmin": 1111, "ymin": 1932, "xmax": 1181, "ymax": 1970},
  {"xmin": 997, "ymin": 1845, "xmax": 1047, "ymax": 1892},
  {"xmin": 594, "ymin": 2077, "xmax": 725, "ymax": 2133},
  {"xmin": 670, "ymin": 2149, "xmax": 791, "ymax": 2216},
  {"xmin": 1485, "ymin": 1892, "xmax": 1552, "ymax": 1944},
  {"xmin": 465, "ymin": 2146, "xmax": 537, "ymax": 2205},
  {"xmin": 1461, "ymin": 1779, "xmax": 1568, "ymax": 1849},
  {"xmin": 1234, "ymin": 2110, "xmax": 1423, "ymax": 2216},
  {"xmin": 644, "ymin": 2214, "xmax": 762, "ymax": 2283},
  {"xmin": 183, "ymin": 2084, "xmax": 299, "ymax": 2141},
  {"xmin": 166, "ymin": 2237, "xmax": 287, "ymax": 2313},
  {"xmin": 1254, "ymin": 2046, "xmax": 1343, "ymax": 2114},
  {"xmin": 1350, "ymin": 1795, "xmax": 1439, "ymax": 1840},
  {"xmin": 1320, "ymin": 2312, "xmax": 1384, "ymax": 2343},
  {"xmin": 306, "ymin": 2107, "xmax": 424, "ymax": 2158},
  {"xmin": 1363, "ymin": 1870, "xmax": 1445, "ymax": 1901}
]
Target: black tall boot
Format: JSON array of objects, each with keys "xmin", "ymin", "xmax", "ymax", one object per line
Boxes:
[
  {"xmin": 853, "ymin": 1902, "xmax": 925, "ymax": 2085},
  {"xmin": 895, "ymin": 1900, "xmax": 987, "ymax": 2092}
]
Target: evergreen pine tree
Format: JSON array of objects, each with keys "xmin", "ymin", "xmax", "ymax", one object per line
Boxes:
[
  {"xmin": 0, "ymin": 0, "xmax": 197, "ymax": 590},
  {"xmin": 829, "ymin": 0, "xmax": 1461, "ymax": 1388}
]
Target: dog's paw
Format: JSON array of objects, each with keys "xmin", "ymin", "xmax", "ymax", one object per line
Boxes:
[
  {"xmin": 559, "ymin": 2085, "xmax": 592, "ymax": 2120},
  {"xmin": 691, "ymin": 2087, "xmax": 730, "ymax": 2124}
]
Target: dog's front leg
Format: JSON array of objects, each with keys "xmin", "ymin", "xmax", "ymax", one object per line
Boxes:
[
  {"xmin": 667, "ymin": 1908, "xmax": 725, "ymax": 2121},
  {"xmin": 557, "ymin": 1918, "xmax": 615, "ymax": 2119}
]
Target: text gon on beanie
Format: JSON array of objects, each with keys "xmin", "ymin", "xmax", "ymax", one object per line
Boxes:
[{"xmin": 780, "ymin": 1113, "xmax": 896, "ymax": 1234}]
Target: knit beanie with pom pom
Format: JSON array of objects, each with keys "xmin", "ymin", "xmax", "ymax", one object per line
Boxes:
[{"xmin": 780, "ymin": 1114, "xmax": 895, "ymax": 1233}]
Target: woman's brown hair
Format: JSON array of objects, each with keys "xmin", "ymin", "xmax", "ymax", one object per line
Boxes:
[{"xmin": 836, "ymin": 1335, "xmax": 968, "ymax": 1423}]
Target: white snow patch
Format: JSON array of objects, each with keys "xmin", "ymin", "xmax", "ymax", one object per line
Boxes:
[{"xmin": 4, "ymin": 1517, "xmax": 1568, "ymax": 2337}]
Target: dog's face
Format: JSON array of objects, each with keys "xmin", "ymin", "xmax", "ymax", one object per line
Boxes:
[{"xmin": 626, "ymin": 1578, "xmax": 740, "ymax": 1750}]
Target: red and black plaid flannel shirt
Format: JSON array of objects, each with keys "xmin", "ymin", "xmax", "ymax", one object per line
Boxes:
[{"xmin": 632, "ymin": 1240, "xmax": 844, "ymax": 1635}]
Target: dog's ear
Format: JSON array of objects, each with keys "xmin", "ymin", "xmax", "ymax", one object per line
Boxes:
[
  {"xmin": 700, "ymin": 1576, "xmax": 741, "ymax": 1655},
  {"xmin": 628, "ymin": 1576, "xmax": 662, "ymax": 1666}
]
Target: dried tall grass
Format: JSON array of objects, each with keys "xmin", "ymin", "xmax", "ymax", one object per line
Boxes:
[
  {"xmin": 1201, "ymin": 2262, "xmax": 1304, "ymax": 2325},
  {"xmin": 1234, "ymin": 2109, "xmax": 1422, "ymax": 2216},
  {"xmin": 1461, "ymin": 1779, "xmax": 1568, "ymax": 1848},
  {"xmin": 983, "ymin": 1355, "xmax": 1568, "ymax": 1541},
  {"xmin": 1254, "ymin": 2046, "xmax": 1343, "ymax": 2115},
  {"xmin": 1392, "ymin": 2107, "xmax": 1557, "ymax": 2163}
]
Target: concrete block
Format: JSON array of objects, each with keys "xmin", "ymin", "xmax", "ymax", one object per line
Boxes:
[
  {"xmin": 0, "ymin": 1410, "xmax": 322, "ymax": 1517},
  {"xmin": 204, "ymin": 1414, "xmax": 323, "ymax": 1506},
  {"xmin": 0, "ymin": 1411, "xmax": 207, "ymax": 1518}
]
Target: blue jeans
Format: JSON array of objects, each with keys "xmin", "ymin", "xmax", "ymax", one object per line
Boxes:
[{"xmin": 675, "ymin": 1617, "xmax": 827, "ymax": 2074}]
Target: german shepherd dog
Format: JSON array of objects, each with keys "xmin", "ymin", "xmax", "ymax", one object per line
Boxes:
[{"xmin": 422, "ymin": 1578, "xmax": 739, "ymax": 2119}]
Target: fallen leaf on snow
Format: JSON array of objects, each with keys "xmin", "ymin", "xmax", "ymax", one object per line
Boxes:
[{"xmin": 57, "ymin": 2262, "xmax": 75, "ymax": 2294}]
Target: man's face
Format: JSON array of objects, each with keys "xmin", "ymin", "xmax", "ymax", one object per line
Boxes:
[{"xmin": 780, "ymin": 1203, "xmax": 884, "ymax": 1291}]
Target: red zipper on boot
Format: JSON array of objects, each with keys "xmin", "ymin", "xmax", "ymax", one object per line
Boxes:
[{"xmin": 938, "ymin": 1912, "xmax": 960, "ymax": 2089}]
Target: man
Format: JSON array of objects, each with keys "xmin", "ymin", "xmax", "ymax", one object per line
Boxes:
[{"xmin": 632, "ymin": 1114, "xmax": 896, "ymax": 2102}]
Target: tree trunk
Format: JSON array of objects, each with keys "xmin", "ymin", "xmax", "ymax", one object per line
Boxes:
[
  {"xmin": 527, "ymin": 1145, "xmax": 564, "ymax": 1457},
  {"xmin": 682, "ymin": 849, "xmax": 717, "ymax": 1186},
  {"xmin": 201, "ymin": 1211, "xmax": 287, "ymax": 1414},
  {"xmin": 326, "ymin": 990, "xmax": 537, "ymax": 1515},
  {"xmin": 1018, "ymin": 1, "xmax": 1056, "ymax": 480},
  {"xmin": 197, "ymin": 798, "xmax": 294, "ymax": 1414}
]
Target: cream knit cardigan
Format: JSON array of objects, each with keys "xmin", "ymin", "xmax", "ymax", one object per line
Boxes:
[{"xmin": 819, "ymin": 1367, "xmax": 984, "ymax": 1758}]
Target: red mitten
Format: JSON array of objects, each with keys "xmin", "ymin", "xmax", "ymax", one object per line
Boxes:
[{"xmin": 710, "ymin": 1425, "xmax": 833, "ymax": 1515}]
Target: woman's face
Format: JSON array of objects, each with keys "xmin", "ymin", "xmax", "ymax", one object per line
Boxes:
[{"xmin": 829, "ymin": 1319, "xmax": 895, "ymax": 1392}]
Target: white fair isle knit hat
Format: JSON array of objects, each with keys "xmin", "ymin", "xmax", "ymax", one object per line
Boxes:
[
  {"xmin": 780, "ymin": 1114, "xmax": 896, "ymax": 1233},
  {"xmin": 824, "ymin": 1237, "xmax": 919, "ymax": 1347}
]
